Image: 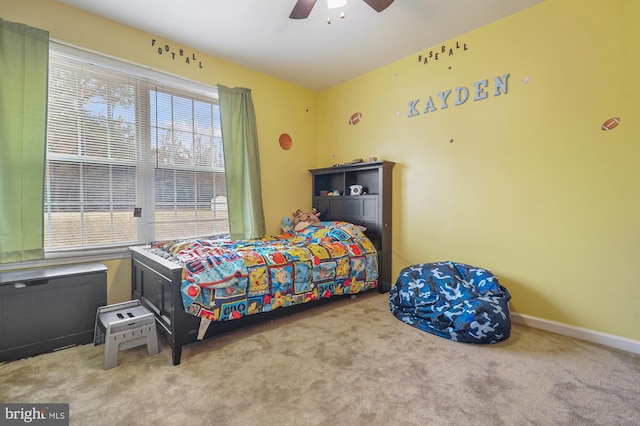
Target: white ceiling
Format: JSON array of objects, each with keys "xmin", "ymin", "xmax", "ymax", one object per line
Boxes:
[{"xmin": 57, "ymin": 0, "xmax": 544, "ymax": 91}]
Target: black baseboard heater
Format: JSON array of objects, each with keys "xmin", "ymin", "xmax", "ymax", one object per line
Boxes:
[{"xmin": 0, "ymin": 263, "xmax": 107, "ymax": 363}]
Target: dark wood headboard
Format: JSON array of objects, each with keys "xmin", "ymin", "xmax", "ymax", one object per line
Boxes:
[{"xmin": 309, "ymin": 160, "xmax": 394, "ymax": 292}]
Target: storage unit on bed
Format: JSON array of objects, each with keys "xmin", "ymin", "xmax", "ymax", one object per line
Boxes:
[{"xmin": 310, "ymin": 160, "xmax": 394, "ymax": 291}]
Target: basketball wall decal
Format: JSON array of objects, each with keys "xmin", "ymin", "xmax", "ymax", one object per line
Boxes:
[
  {"xmin": 349, "ymin": 112, "xmax": 362, "ymax": 125},
  {"xmin": 602, "ymin": 117, "xmax": 620, "ymax": 131},
  {"xmin": 279, "ymin": 133, "xmax": 293, "ymax": 150}
]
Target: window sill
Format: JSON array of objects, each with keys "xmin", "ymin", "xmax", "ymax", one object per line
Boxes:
[{"xmin": 0, "ymin": 246, "xmax": 133, "ymax": 272}]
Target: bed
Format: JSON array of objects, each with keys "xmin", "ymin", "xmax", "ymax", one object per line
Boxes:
[{"xmin": 130, "ymin": 221, "xmax": 382, "ymax": 365}]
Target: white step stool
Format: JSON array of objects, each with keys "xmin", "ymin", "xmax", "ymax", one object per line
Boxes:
[{"xmin": 94, "ymin": 300, "xmax": 159, "ymax": 370}]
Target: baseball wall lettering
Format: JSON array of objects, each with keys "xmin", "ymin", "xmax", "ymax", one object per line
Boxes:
[{"xmin": 417, "ymin": 41, "xmax": 469, "ymax": 65}]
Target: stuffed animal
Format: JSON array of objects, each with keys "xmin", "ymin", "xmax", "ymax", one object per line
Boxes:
[
  {"xmin": 292, "ymin": 208, "xmax": 321, "ymax": 232},
  {"xmin": 281, "ymin": 216, "xmax": 294, "ymax": 233}
]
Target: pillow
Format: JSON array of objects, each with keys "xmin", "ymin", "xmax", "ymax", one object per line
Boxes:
[{"xmin": 323, "ymin": 221, "xmax": 368, "ymax": 240}]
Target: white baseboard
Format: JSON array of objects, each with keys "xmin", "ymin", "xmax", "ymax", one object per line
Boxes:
[{"xmin": 510, "ymin": 313, "xmax": 640, "ymax": 355}]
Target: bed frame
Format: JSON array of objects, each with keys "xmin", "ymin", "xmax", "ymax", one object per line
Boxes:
[
  {"xmin": 131, "ymin": 161, "xmax": 394, "ymax": 365},
  {"xmin": 131, "ymin": 246, "xmax": 198, "ymax": 365},
  {"xmin": 131, "ymin": 245, "xmax": 376, "ymax": 365}
]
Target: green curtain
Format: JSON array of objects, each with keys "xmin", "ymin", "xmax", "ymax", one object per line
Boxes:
[
  {"xmin": 0, "ymin": 19, "xmax": 49, "ymax": 263},
  {"xmin": 218, "ymin": 85, "xmax": 266, "ymax": 240}
]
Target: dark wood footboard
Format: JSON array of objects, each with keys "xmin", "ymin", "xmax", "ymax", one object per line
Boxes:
[{"xmin": 130, "ymin": 246, "xmax": 199, "ymax": 365}]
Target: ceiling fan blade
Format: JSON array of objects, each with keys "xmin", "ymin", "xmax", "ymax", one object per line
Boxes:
[
  {"xmin": 289, "ymin": 0, "xmax": 318, "ymax": 19},
  {"xmin": 362, "ymin": 0, "xmax": 394, "ymax": 13}
]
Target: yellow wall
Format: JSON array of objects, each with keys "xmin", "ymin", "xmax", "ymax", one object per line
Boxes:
[
  {"xmin": 2, "ymin": 0, "xmax": 638, "ymax": 340},
  {"xmin": 1, "ymin": 0, "xmax": 318, "ymax": 304},
  {"xmin": 318, "ymin": 0, "xmax": 640, "ymax": 341}
]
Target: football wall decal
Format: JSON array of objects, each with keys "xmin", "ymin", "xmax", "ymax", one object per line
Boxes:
[
  {"xmin": 349, "ymin": 112, "xmax": 362, "ymax": 125},
  {"xmin": 601, "ymin": 117, "xmax": 620, "ymax": 131},
  {"xmin": 279, "ymin": 133, "xmax": 293, "ymax": 150}
]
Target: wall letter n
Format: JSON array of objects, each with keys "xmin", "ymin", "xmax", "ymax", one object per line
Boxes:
[{"xmin": 493, "ymin": 73, "xmax": 510, "ymax": 96}]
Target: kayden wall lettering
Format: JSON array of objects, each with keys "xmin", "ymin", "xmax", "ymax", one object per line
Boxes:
[{"xmin": 407, "ymin": 74, "xmax": 510, "ymax": 118}]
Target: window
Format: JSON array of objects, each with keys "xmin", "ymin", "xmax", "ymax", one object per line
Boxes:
[{"xmin": 45, "ymin": 43, "xmax": 228, "ymax": 253}]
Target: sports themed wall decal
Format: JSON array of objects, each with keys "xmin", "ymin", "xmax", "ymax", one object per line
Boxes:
[
  {"xmin": 417, "ymin": 41, "xmax": 469, "ymax": 65},
  {"xmin": 151, "ymin": 39, "xmax": 203, "ymax": 69},
  {"xmin": 601, "ymin": 117, "xmax": 620, "ymax": 131},
  {"xmin": 406, "ymin": 73, "xmax": 510, "ymax": 118},
  {"xmin": 349, "ymin": 112, "xmax": 362, "ymax": 125},
  {"xmin": 279, "ymin": 133, "xmax": 293, "ymax": 150}
]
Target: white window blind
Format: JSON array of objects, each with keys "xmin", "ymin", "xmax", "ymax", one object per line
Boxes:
[
  {"xmin": 150, "ymin": 85, "xmax": 228, "ymax": 241},
  {"xmin": 45, "ymin": 43, "xmax": 228, "ymax": 252}
]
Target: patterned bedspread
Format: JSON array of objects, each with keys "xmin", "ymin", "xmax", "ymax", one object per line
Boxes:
[{"xmin": 152, "ymin": 221, "xmax": 379, "ymax": 321}]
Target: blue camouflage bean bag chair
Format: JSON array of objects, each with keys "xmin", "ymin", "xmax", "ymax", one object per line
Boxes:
[{"xmin": 389, "ymin": 261, "xmax": 511, "ymax": 344}]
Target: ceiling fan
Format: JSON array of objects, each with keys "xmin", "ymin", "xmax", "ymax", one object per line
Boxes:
[{"xmin": 289, "ymin": 0, "xmax": 395, "ymax": 19}]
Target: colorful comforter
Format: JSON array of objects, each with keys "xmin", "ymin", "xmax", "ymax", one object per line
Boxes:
[{"xmin": 154, "ymin": 221, "xmax": 379, "ymax": 321}]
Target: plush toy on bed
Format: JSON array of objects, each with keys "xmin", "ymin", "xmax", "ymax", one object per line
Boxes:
[
  {"xmin": 281, "ymin": 216, "xmax": 294, "ymax": 233},
  {"xmin": 292, "ymin": 208, "xmax": 321, "ymax": 232}
]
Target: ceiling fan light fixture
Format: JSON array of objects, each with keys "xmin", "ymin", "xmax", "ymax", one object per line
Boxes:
[
  {"xmin": 327, "ymin": 0, "xmax": 347, "ymax": 9},
  {"xmin": 290, "ymin": 0, "xmax": 393, "ymax": 20}
]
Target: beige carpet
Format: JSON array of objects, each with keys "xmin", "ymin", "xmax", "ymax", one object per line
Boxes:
[{"xmin": 1, "ymin": 291, "xmax": 638, "ymax": 425}]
